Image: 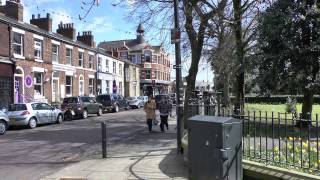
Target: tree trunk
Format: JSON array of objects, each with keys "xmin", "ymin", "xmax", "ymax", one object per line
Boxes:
[
  {"xmin": 222, "ymin": 72, "xmax": 230, "ymax": 107},
  {"xmin": 301, "ymin": 88, "xmax": 313, "ymax": 127},
  {"xmin": 233, "ymin": 0, "xmax": 245, "ymax": 115}
]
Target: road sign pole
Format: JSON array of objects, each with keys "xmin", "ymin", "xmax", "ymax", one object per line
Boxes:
[{"xmin": 173, "ymin": 0, "xmax": 182, "ymax": 153}]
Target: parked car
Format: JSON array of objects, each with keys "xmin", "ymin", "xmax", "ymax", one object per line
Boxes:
[
  {"xmin": 138, "ymin": 96, "xmax": 148, "ymax": 105},
  {"xmin": 0, "ymin": 110, "xmax": 9, "ymax": 135},
  {"xmin": 96, "ymin": 94, "xmax": 130, "ymax": 113},
  {"xmin": 155, "ymin": 94, "xmax": 171, "ymax": 108},
  {"xmin": 127, "ymin": 97, "xmax": 144, "ymax": 108},
  {"xmin": 61, "ymin": 96, "xmax": 103, "ymax": 120},
  {"xmin": 168, "ymin": 93, "xmax": 177, "ymax": 104},
  {"xmin": 7, "ymin": 103, "xmax": 63, "ymax": 129}
]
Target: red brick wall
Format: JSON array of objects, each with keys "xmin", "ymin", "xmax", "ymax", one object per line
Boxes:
[{"xmin": 0, "ymin": 22, "xmax": 9, "ymax": 57}]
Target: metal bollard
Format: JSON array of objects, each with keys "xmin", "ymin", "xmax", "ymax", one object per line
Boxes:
[{"xmin": 101, "ymin": 121, "xmax": 107, "ymax": 158}]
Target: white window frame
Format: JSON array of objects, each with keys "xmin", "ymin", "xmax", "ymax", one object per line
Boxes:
[
  {"xmin": 34, "ymin": 72, "xmax": 43, "ymax": 97},
  {"xmin": 52, "ymin": 44, "xmax": 59, "ymax": 63},
  {"xmin": 78, "ymin": 52, "xmax": 84, "ymax": 67},
  {"xmin": 98, "ymin": 57, "xmax": 102, "ymax": 71},
  {"xmin": 66, "ymin": 48, "xmax": 72, "ymax": 65},
  {"xmin": 89, "ymin": 78, "xmax": 94, "ymax": 96},
  {"xmin": 34, "ymin": 39, "xmax": 43, "ymax": 60},
  {"xmin": 79, "ymin": 75, "xmax": 84, "ymax": 96},
  {"xmin": 119, "ymin": 82, "xmax": 122, "ymax": 95},
  {"xmin": 13, "ymin": 32, "xmax": 24, "ymax": 57},
  {"xmin": 105, "ymin": 80, "xmax": 110, "ymax": 94},
  {"xmin": 88, "ymin": 55, "xmax": 94, "ymax": 69},
  {"xmin": 119, "ymin": 64, "xmax": 123, "ymax": 75},
  {"xmin": 105, "ymin": 59, "xmax": 109, "ymax": 73},
  {"xmin": 66, "ymin": 76, "xmax": 73, "ymax": 96},
  {"xmin": 113, "ymin": 62, "xmax": 116, "ymax": 74}
]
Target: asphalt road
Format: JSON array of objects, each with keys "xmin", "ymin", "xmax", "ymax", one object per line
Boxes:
[{"xmin": 0, "ymin": 108, "xmax": 151, "ymax": 180}]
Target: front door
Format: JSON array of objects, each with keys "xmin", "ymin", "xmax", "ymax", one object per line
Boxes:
[{"xmin": 52, "ymin": 79, "xmax": 59, "ymax": 102}]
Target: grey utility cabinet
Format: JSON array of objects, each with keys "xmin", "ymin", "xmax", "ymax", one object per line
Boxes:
[{"xmin": 188, "ymin": 115, "xmax": 242, "ymax": 180}]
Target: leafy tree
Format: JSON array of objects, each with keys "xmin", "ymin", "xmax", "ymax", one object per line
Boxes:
[{"xmin": 257, "ymin": 0, "xmax": 320, "ymax": 122}]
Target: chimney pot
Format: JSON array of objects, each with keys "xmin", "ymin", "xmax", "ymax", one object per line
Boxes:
[
  {"xmin": 32, "ymin": 14, "xmax": 35, "ymax": 19},
  {"xmin": 46, "ymin": 13, "xmax": 50, "ymax": 18},
  {"xmin": 37, "ymin": 14, "xmax": 40, "ymax": 18}
]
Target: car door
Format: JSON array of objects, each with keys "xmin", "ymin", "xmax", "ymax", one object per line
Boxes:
[
  {"xmin": 118, "ymin": 95, "xmax": 124, "ymax": 108},
  {"xmin": 32, "ymin": 103, "xmax": 47, "ymax": 124},
  {"xmin": 89, "ymin": 97, "xmax": 99, "ymax": 113},
  {"xmin": 81, "ymin": 97, "xmax": 92, "ymax": 114},
  {"xmin": 42, "ymin": 103, "xmax": 55, "ymax": 123}
]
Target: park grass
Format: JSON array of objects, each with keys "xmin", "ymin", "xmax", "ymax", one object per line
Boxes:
[
  {"xmin": 245, "ymin": 103, "xmax": 320, "ymax": 115},
  {"xmin": 245, "ymin": 103, "xmax": 320, "ymax": 121}
]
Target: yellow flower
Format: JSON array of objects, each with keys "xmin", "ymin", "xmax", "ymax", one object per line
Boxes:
[
  {"xmin": 311, "ymin": 147, "xmax": 317, "ymax": 152},
  {"xmin": 288, "ymin": 144, "xmax": 293, "ymax": 150},
  {"xmin": 289, "ymin": 137, "xmax": 294, "ymax": 141},
  {"xmin": 302, "ymin": 142, "xmax": 309, "ymax": 149},
  {"xmin": 274, "ymin": 146, "xmax": 279, "ymax": 152}
]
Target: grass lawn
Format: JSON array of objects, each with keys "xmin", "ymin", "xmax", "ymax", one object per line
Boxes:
[
  {"xmin": 244, "ymin": 103, "xmax": 320, "ymax": 121},
  {"xmin": 245, "ymin": 103, "xmax": 320, "ymax": 114}
]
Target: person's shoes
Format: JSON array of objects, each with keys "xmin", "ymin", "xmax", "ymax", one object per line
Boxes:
[{"xmin": 166, "ymin": 127, "xmax": 169, "ymax": 130}]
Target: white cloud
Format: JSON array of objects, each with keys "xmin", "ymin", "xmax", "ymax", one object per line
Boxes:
[
  {"xmin": 22, "ymin": 0, "xmax": 63, "ymax": 5},
  {"xmin": 82, "ymin": 16, "xmax": 112, "ymax": 33},
  {"xmin": 49, "ymin": 8, "xmax": 72, "ymax": 31}
]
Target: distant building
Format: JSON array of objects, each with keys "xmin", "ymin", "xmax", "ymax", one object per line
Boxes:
[
  {"xmin": 98, "ymin": 23, "xmax": 171, "ymax": 96},
  {"xmin": 0, "ymin": 0, "xmax": 97, "ymax": 106},
  {"xmin": 124, "ymin": 60, "xmax": 140, "ymax": 97}
]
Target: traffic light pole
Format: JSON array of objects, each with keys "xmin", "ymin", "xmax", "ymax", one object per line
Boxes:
[{"xmin": 174, "ymin": 0, "xmax": 182, "ymax": 153}]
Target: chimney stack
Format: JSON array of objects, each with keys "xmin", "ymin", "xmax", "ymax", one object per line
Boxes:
[
  {"xmin": 0, "ymin": 0, "xmax": 23, "ymax": 21},
  {"xmin": 30, "ymin": 13, "xmax": 52, "ymax": 32},
  {"xmin": 57, "ymin": 22, "xmax": 76, "ymax": 40},
  {"xmin": 77, "ymin": 31, "xmax": 95, "ymax": 47}
]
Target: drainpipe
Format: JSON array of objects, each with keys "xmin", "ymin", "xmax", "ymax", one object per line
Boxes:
[{"xmin": 8, "ymin": 24, "xmax": 15, "ymax": 105}]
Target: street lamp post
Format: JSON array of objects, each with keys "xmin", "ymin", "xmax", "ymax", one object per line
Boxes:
[{"xmin": 173, "ymin": 0, "xmax": 182, "ymax": 153}]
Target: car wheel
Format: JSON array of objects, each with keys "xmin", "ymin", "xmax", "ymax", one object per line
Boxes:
[
  {"xmin": 137, "ymin": 104, "xmax": 141, "ymax": 109},
  {"xmin": 82, "ymin": 109, "xmax": 88, "ymax": 119},
  {"xmin": 28, "ymin": 118, "xmax": 37, "ymax": 129},
  {"xmin": 97, "ymin": 107, "xmax": 102, "ymax": 116},
  {"xmin": 64, "ymin": 111, "xmax": 73, "ymax": 121},
  {"xmin": 114, "ymin": 104, "xmax": 119, "ymax": 113},
  {"xmin": 0, "ymin": 121, "xmax": 6, "ymax": 135},
  {"xmin": 56, "ymin": 114, "xmax": 63, "ymax": 124}
]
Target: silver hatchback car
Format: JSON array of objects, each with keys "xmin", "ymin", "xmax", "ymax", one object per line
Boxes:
[
  {"xmin": 0, "ymin": 110, "xmax": 9, "ymax": 135},
  {"xmin": 8, "ymin": 103, "xmax": 64, "ymax": 129}
]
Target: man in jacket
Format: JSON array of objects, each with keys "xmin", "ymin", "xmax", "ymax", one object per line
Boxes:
[
  {"xmin": 158, "ymin": 96, "xmax": 172, "ymax": 132},
  {"xmin": 144, "ymin": 96, "xmax": 156, "ymax": 132}
]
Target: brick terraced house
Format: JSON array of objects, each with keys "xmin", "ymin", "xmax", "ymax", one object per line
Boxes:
[
  {"xmin": 0, "ymin": 0, "xmax": 97, "ymax": 105},
  {"xmin": 98, "ymin": 23, "xmax": 171, "ymax": 96}
]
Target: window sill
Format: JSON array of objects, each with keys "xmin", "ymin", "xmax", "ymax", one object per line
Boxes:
[
  {"xmin": 52, "ymin": 61, "xmax": 59, "ymax": 64},
  {"xmin": 66, "ymin": 94, "xmax": 72, "ymax": 97},
  {"xmin": 35, "ymin": 59, "xmax": 43, "ymax": 62},
  {"xmin": 13, "ymin": 54, "xmax": 25, "ymax": 59}
]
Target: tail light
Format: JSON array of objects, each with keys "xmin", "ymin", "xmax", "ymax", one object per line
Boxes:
[{"xmin": 21, "ymin": 111, "xmax": 30, "ymax": 115}]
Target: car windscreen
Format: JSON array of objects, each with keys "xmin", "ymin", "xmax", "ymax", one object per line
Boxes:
[
  {"xmin": 63, "ymin": 97, "xmax": 79, "ymax": 103},
  {"xmin": 127, "ymin": 97, "xmax": 136, "ymax": 100},
  {"xmin": 96, "ymin": 95, "xmax": 111, "ymax": 102},
  {"xmin": 9, "ymin": 104, "xmax": 27, "ymax": 111}
]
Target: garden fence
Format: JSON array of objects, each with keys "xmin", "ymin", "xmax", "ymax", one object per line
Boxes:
[{"xmin": 186, "ymin": 96, "xmax": 320, "ymax": 174}]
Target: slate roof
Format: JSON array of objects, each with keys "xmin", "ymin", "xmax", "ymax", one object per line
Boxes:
[{"xmin": 0, "ymin": 14, "xmax": 96, "ymax": 51}]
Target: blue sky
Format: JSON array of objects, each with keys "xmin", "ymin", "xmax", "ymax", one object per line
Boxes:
[{"xmin": 17, "ymin": 0, "xmax": 213, "ymax": 82}]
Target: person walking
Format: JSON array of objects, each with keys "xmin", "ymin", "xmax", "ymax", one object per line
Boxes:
[
  {"xmin": 144, "ymin": 96, "xmax": 156, "ymax": 132},
  {"xmin": 158, "ymin": 97, "xmax": 172, "ymax": 132}
]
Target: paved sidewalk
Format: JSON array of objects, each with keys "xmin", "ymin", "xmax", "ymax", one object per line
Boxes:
[{"xmin": 43, "ymin": 117, "xmax": 188, "ymax": 180}]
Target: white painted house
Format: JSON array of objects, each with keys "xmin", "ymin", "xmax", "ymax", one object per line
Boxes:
[{"xmin": 97, "ymin": 51, "xmax": 124, "ymax": 95}]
